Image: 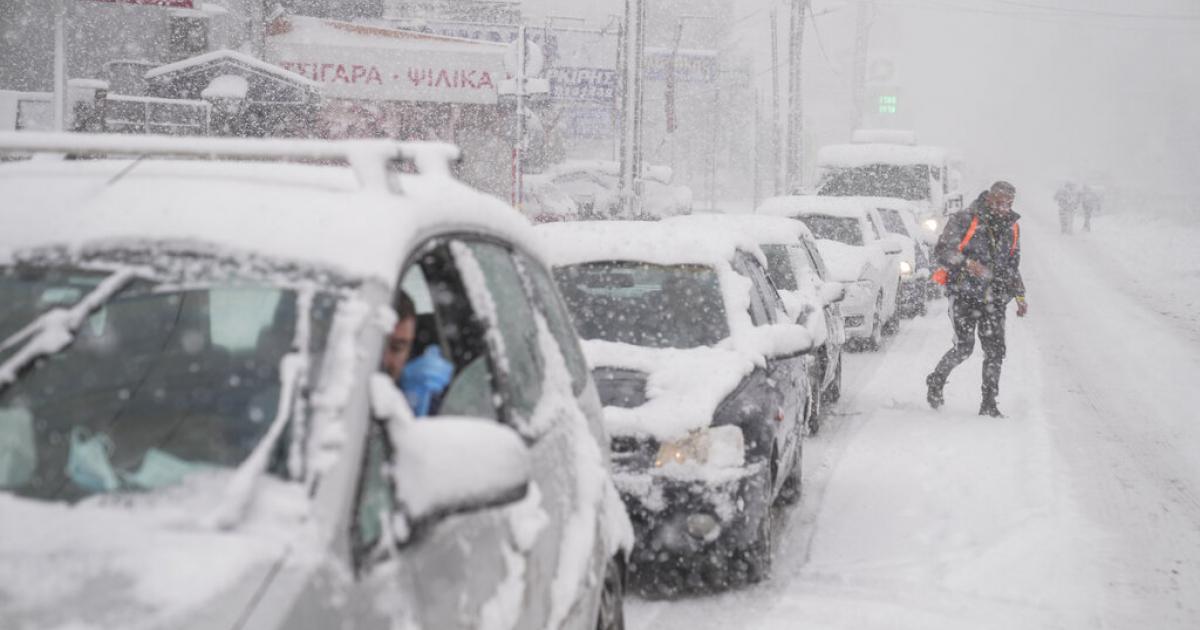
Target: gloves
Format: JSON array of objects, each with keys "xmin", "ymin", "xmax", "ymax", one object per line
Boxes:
[{"xmin": 400, "ymin": 345, "xmax": 454, "ymax": 417}]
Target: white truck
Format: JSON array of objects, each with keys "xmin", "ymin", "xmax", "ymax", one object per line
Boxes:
[{"xmin": 813, "ymin": 129, "xmax": 963, "ymax": 245}]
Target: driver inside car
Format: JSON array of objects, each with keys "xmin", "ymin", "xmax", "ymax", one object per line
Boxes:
[{"xmin": 381, "ymin": 291, "xmax": 453, "ymax": 417}]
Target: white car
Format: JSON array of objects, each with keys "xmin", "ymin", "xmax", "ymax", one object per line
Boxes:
[
  {"xmin": 543, "ymin": 160, "xmax": 693, "ymax": 219},
  {"xmin": 852, "ymin": 196, "xmax": 934, "ymax": 317},
  {"xmin": 758, "ymin": 196, "xmax": 904, "ymax": 351},
  {"xmin": 665, "ymin": 213, "xmax": 847, "ymax": 430},
  {"xmin": 0, "ymin": 133, "xmax": 632, "ymax": 630}
]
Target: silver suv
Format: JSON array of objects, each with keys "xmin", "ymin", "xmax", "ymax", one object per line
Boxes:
[{"xmin": 0, "ymin": 133, "xmax": 631, "ymax": 630}]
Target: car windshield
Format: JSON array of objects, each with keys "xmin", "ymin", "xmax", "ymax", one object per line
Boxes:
[
  {"xmin": 799, "ymin": 215, "xmax": 864, "ymax": 246},
  {"xmin": 878, "ymin": 208, "xmax": 911, "ymax": 236},
  {"xmin": 819, "ymin": 164, "xmax": 931, "ymax": 201},
  {"xmin": 554, "ymin": 262, "xmax": 729, "ymax": 349},
  {"xmin": 0, "ymin": 264, "xmax": 333, "ymax": 502},
  {"xmin": 761, "ymin": 244, "xmax": 798, "ymax": 291}
]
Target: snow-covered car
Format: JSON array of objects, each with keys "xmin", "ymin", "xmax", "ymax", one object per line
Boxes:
[
  {"xmin": 758, "ymin": 196, "xmax": 904, "ymax": 351},
  {"xmin": 0, "ymin": 133, "xmax": 632, "ymax": 630},
  {"xmin": 543, "ymin": 160, "xmax": 693, "ymax": 220},
  {"xmin": 536, "ymin": 220, "xmax": 815, "ymax": 593},
  {"xmin": 854, "ymin": 196, "xmax": 934, "ymax": 317},
  {"xmin": 520, "ymin": 172, "xmax": 582, "ymax": 223},
  {"xmin": 665, "ymin": 213, "xmax": 847, "ymax": 432}
]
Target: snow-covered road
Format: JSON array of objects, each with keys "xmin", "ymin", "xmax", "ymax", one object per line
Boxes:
[{"xmin": 628, "ymin": 202, "xmax": 1200, "ymax": 629}]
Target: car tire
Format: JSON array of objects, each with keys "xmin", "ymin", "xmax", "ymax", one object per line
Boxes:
[
  {"xmin": 596, "ymin": 557, "xmax": 625, "ymax": 630},
  {"xmin": 882, "ymin": 282, "xmax": 901, "ymax": 336},
  {"xmin": 865, "ymin": 295, "xmax": 884, "ymax": 351},
  {"xmin": 740, "ymin": 503, "xmax": 774, "ymax": 583},
  {"xmin": 822, "ymin": 356, "xmax": 842, "ymax": 403},
  {"xmin": 805, "ymin": 379, "xmax": 821, "ymax": 436},
  {"xmin": 777, "ymin": 432, "xmax": 804, "ymax": 506}
]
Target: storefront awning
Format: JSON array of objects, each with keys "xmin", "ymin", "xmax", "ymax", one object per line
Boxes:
[{"xmin": 266, "ymin": 16, "xmax": 508, "ymax": 106}]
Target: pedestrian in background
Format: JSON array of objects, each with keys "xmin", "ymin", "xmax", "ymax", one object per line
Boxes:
[{"xmin": 1054, "ymin": 181, "xmax": 1079, "ymax": 234}]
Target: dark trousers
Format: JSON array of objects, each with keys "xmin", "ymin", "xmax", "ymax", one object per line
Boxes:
[{"xmin": 930, "ymin": 296, "xmax": 1008, "ymax": 403}]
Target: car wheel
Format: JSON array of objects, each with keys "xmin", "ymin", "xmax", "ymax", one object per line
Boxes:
[
  {"xmin": 805, "ymin": 378, "xmax": 821, "ymax": 436},
  {"xmin": 865, "ymin": 295, "xmax": 884, "ymax": 351},
  {"xmin": 740, "ymin": 504, "xmax": 774, "ymax": 583},
  {"xmin": 777, "ymin": 430, "xmax": 804, "ymax": 506},
  {"xmin": 596, "ymin": 557, "xmax": 625, "ymax": 630},
  {"xmin": 822, "ymin": 356, "xmax": 842, "ymax": 403},
  {"xmin": 882, "ymin": 282, "xmax": 901, "ymax": 336}
]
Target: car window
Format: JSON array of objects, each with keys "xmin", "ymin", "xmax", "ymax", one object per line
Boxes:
[
  {"xmin": 801, "ymin": 240, "xmax": 831, "ymax": 280},
  {"xmin": 799, "ymin": 214, "xmax": 863, "ymax": 246},
  {"xmin": 761, "ymin": 244, "xmax": 798, "ymax": 291},
  {"xmin": 865, "ymin": 214, "xmax": 883, "ymax": 240},
  {"xmin": 391, "ymin": 246, "xmax": 500, "ymax": 423},
  {"xmin": 878, "ymin": 209, "xmax": 910, "ymax": 236},
  {"xmin": 454, "ymin": 241, "xmax": 544, "ymax": 429},
  {"xmin": 733, "ymin": 252, "xmax": 775, "ymax": 326},
  {"xmin": 514, "ymin": 250, "xmax": 590, "ymax": 395}
]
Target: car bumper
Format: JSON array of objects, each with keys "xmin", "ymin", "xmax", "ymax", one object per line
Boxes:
[
  {"xmin": 612, "ymin": 461, "xmax": 771, "ymax": 574},
  {"xmin": 839, "ymin": 281, "xmax": 876, "ymax": 338}
]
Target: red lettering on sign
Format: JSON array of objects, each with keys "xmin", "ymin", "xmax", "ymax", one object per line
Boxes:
[{"xmin": 477, "ymin": 72, "xmax": 494, "ymax": 89}]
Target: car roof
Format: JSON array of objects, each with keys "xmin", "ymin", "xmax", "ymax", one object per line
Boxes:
[
  {"xmin": 847, "ymin": 196, "xmax": 921, "ymax": 214},
  {"xmin": 816, "ymin": 143, "xmax": 947, "ymax": 168},
  {"xmin": 757, "ymin": 195, "xmax": 872, "ymax": 221},
  {"xmin": 0, "ymin": 134, "xmax": 539, "ymax": 286},
  {"xmin": 534, "ymin": 220, "xmax": 765, "ymax": 269},
  {"xmin": 665, "ymin": 213, "xmax": 815, "ymax": 247}
]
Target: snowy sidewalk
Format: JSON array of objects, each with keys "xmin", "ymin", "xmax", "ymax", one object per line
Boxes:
[{"xmin": 628, "ymin": 201, "xmax": 1200, "ymax": 630}]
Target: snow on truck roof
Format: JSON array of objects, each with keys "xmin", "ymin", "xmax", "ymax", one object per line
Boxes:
[
  {"xmin": 535, "ymin": 220, "xmax": 765, "ymax": 269},
  {"xmin": 817, "ymin": 143, "xmax": 948, "ymax": 168},
  {"xmin": 0, "ymin": 133, "xmax": 538, "ymax": 286},
  {"xmin": 757, "ymin": 195, "xmax": 872, "ymax": 220},
  {"xmin": 665, "ymin": 213, "xmax": 815, "ymax": 246}
]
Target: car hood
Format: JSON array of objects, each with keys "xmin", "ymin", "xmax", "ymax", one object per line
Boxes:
[
  {"xmin": 582, "ymin": 339, "xmax": 761, "ymax": 441},
  {"xmin": 814, "ymin": 239, "xmax": 880, "ymax": 282},
  {"xmin": 0, "ymin": 477, "xmax": 317, "ymax": 630}
]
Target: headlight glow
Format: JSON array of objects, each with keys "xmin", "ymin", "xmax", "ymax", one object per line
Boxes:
[
  {"xmin": 655, "ymin": 425, "xmax": 745, "ymax": 468},
  {"xmin": 900, "ymin": 260, "xmax": 913, "ymax": 275},
  {"xmin": 922, "ymin": 218, "xmax": 939, "ymax": 232}
]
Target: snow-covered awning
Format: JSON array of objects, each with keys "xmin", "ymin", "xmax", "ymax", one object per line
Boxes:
[
  {"xmin": 145, "ymin": 49, "xmax": 320, "ymax": 105},
  {"xmin": 265, "ymin": 16, "xmax": 507, "ymax": 105}
]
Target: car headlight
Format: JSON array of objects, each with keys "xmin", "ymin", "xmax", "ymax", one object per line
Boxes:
[
  {"xmin": 655, "ymin": 425, "xmax": 745, "ymax": 469},
  {"xmin": 922, "ymin": 218, "xmax": 939, "ymax": 232},
  {"xmin": 900, "ymin": 260, "xmax": 913, "ymax": 275}
]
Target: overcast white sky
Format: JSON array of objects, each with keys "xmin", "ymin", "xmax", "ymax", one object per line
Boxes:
[{"xmin": 525, "ymin": 0, "xmax": 1200, "ymax": 196}]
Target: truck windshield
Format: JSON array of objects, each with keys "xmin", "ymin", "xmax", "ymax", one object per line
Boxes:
[
  {"xmin": 0, "ymin": 265, "xmax": 333, "ymax": 502},
  {"xmin": 819, "ymin": 164, "xmax": 931, "ymax": 201}
]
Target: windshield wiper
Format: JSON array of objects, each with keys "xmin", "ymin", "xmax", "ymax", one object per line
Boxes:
[{"xmin": 0, "ymin": 269, "xmax": 137, "ymax": 391}]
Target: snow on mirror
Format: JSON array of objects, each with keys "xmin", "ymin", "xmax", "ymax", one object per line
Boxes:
[{"xmin": 367, "ymin": 374, "xmax": 531, "ymax": 536}]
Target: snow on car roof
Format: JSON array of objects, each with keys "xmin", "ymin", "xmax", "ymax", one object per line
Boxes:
[
  {"xmin": 817, "ymin": 143, "xmax": 947, "ymax": 168},
  {"xmin": 756, "ymin": 195, "xmax": 871, "ymax": 220},
  {"xmin": 849, "ymin": 196, "xmax": 921, "ymax": 213},
  {"xmin": 664, "ymin": 213, "xmax": 815, "ymax": 246},
  {"xmin": 535, "ymin": 220, "xmax": 765, "ymax": 268},
  {"xmin": 0, "ymin": 156, "xmax": 537, "ymax": 285}
]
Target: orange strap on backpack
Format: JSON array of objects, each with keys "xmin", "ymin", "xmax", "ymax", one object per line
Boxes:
[{"xmin": 932, "ymin": 217, "xmax": 1018, "ymax": 285}]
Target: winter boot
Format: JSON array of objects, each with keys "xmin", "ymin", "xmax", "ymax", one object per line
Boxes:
[
  {"xmin": 925, "ymin": 373, "xmax": 944, "ymax": 409},
  {"xmin": 979, "ymin": 399, "xmax": 1004, "ymax": 418}
]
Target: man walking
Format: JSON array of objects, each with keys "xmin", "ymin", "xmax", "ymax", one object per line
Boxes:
[{"xmin": 926, "ymin": 181, "xmax": 1028, "ymax": 417}]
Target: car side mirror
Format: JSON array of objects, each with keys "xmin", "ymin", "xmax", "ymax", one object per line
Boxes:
[
  {"xmin": 368, "ymin": 375, "xmax": 531, "ymax": 540},
  {"xmin": 392, "ymin": 416, "xmax": 531, "ymax": 529},
  {"xmin": 818, "ymin": 281, "xmax": 846, "ymax": 305}
]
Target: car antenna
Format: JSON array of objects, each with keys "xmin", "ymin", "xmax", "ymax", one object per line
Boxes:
[{"xmin": 105, "ymin": 154, "xmax": 148, "ymax": 187}]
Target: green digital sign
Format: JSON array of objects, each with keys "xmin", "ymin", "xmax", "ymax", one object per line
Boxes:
[{"xmin": 878, "ymin": 95, "xmax": 898, "ymax": 114}]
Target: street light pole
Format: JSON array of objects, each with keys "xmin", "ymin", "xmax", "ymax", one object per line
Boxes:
[
  {"xmin": 785, "ymin": 0, "xmax": 809, "ymax": 193},
  {"xmin": 617, "ymin": 0, "xmax": 645, "ymax": 217},
  {"xmin": 53, "ymin": 0, "xmax": 68, "ymax": 132}
]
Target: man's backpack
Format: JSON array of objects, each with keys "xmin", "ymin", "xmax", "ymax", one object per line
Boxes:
[{"xmin": 931, "ymin": 216, "xmax": 1019, "ymax": 286}]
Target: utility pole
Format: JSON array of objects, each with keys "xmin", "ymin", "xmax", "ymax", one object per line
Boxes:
[
  {"xmin": 52, "ymin": 0, "xmax": 67, "ymax": 131},
  {"xmin": 617, "ymin": 0, "xmax": 646, "ymax": 217},
  {"xmin": 785, "ymin": 0, "xmax": 808, "ymax": 193},
  {"xmin": 770, "ymin": 8, "xmax": 782, "ymax": 195},
  {"xmin": 513, "ymin": 24, "xmax": 527, "ymax": 208},
  {"xmin": 851, "ymin": 0, "xmax": 873, "ymax": 131}
]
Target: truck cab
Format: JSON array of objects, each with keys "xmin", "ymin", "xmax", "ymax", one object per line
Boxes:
[{"xmin": 812, "ymin": 129, "xmax": 963, "ymax": 245}]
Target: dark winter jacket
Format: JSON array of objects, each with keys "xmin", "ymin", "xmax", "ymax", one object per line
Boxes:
[{"xmin": 934, "ymin": 192, "xmax": 1025, "ymax": 303}]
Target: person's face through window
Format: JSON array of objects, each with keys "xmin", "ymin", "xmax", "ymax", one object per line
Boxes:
[{"xmin": 382, "ymin": 316, "xmax": 416, "ymax": 381}]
